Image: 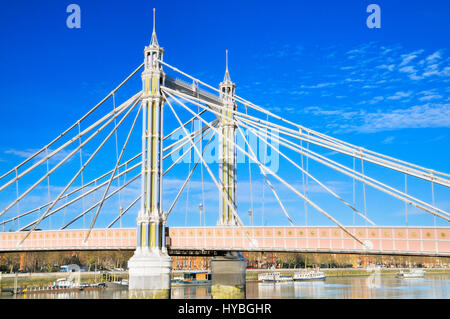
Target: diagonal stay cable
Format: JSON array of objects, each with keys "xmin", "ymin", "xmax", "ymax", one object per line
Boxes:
[
  {"xmin": 166, "ymin": 128, "xmax": 216, "ymax": 217},
  {"xmin": 238, "ymin": 114, "xmax": 450, "ymax": 219},
  {"xmin": 0, "ymin": 154, "xmax": 140, "ymax": 227},
  {"xmin": 0, "ymin": 92, "xmax": 141, "ymax": 195},
  {"xmin": 163, "ymin": 83, "xmax": 450, "ymax": 186},
  {"xmin": 0, "ymin": 64, "xmax": 144, "ymax": 183},
  {"xmin": 84, "ymin": 103, "xmax": 143, "ymax": 243},
  {"xmin": 242, "ymin": 118, "xmax": 450, "ymax": 222},
  {"xmin": 107, "ymin": 195, "xmax": 142, "ymax": 228},
  {"xmin": 157, "ymin": 59, "xmax": 450, "ymax": 182},
  {"xmin": 17, "ymin": 97, "xmax": 140, "ymax": 246},
  {"xmin": 239, "ymin": 119, "xmax": 376, "ymax": 226},
  {"xmin": 0, "ymin": 94, "xmax": 140, "ymax": 221},
  {"xmin": 164, "ymin": 108, "xmax": 208, "ymax": 141},
  {"xmin": 168, "ymin": 85, "xmax": 440, "ymax": 219},
  {"xmin": 164, "ymin": 89, "xmax": 366, "ymax": 246},
  {"xmin": 19, "ymin": 161, "xmax": 141, "ymax": 230},
  {"xmin": 163, "ymin": 123, "xmax": 217, "ymax": 176},
  {"xmin": 61, "ymin": 173, "xmax": 141, "ymax": 229},
  {"xmin": 163, "ymin": 119, "xmax": 217, "ymax": 157},
  {"xmin": 237, "ymin": 125, "xmax": 294, "ymax": 226},
  {"xmin": 163, "ymin": 91, "xmax": 243, "ymax": 226}
]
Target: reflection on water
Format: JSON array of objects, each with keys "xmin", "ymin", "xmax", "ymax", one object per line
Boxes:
[
  {"xmin": 2, "ymin": 274, "xmax": 448, "ymax": 299},
  {"xmin": 247, "ymin": 274, "xmax": 449, "ymax": 299}
]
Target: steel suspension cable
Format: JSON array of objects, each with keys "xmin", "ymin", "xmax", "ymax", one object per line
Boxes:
[
  {"xmin": 166, "ymin": 90, "xmax": 364, "ymax": 245},
  {"xmin": 199, "ymin": 102, "xmax": 206, "ymax": 226},
  {"xmin": 15, "ymin": 169, "xmax": 19, "ymax": 230},
  {"xmin": 166, "ymin": 129, "xmax": 216, "ymax": 217},
  {"xmin": 163, "ymin": 125, "xmax": 213, "ymax": 175},
  {"xmin": 242, "ymin": 119, "xmax": 450, "ymax": 222},
  {"xmin": 239, "ymin": 119, "xmax": 376, "ymax": 226},
  {"xmin": 78, "ymin": 123, "xmax": 86, "ymax": 229},
  {"xmin": 112, "ymin": 92, "xmax": 123, "ymax": 230},
  {"xmin": 107, "ymin": 195, "xmax": 142, "ymax": 228},
  {"xmin": 261, "ymin": 114, "xmax": 269, "ymax": 226},
  {"xmin": 18, "ymin": 98, "xmax": 139, "ymax": 246},
  {"xmin": 164, "ymin": 126, "xmax": 212, "ymax": 175},
  {"xmin": 163, "ymin": 91, "xmax": 243, "ymax": 226},
  {"xmin": 19, "ymin": 162, "xmax": 141, "ymax": 231},
  {"xmin": 0, "ymin": 94, "xmax": 139, "ymax": 221},
  {"xmin": 84, "ymin": 103, "xmax": 143, "ymax": 243},
  {"xmin": 1, "ymin": 156, "xmax": 140, "ymax": 228},
  {"xmin": 237, "ymin": 125, "xmax": 294, "ymax": 226},
  {"xmin": 0, "ymin": 64, "xmax": 144, "ymax": 183},
  {"xmin": 185, "ymin": 118, "xmax": 194, "ymax": 226},
  {"xmin": 46, "ymin": 147, "xmax": 51, "ymax": 229},
  {"xmin": 246, "ymin": 106, "xmax": 254, "ymax": 226},
  {"xmin": 361, "ymin": 158, "xmax": 368, "ymax": 227},
  {"xmin": 165, "ymin": 88, "xmax": 378, "ymax": 226},
  {"xmin": 157, "ymin": 59, "xmax": 450, "ymax": 181},
  {"xmin": 353, "ymin": 156, "xmax": 356, "ymax": 225},
  {"xmin": 172, "ymin": 87, "xmax": 450, "ymax": 221},
  {"xmin": 0, "ymin": 92, "xmax": 141, "ymax": 195},
  {"xmin": 61, "ymin": 173, "xmax": 140, "ymax": 230}
]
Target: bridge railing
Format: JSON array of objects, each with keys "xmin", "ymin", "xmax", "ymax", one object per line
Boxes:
[
  {"xmin": 167, "ymin": 226, "xmax": 450, "ymax": 256},
  {"xmin": 0, "ymin": 228, "xmax": 136, "ymax": 251},
  {"xmin": 1, "ymin": 226, "xmax": 448, "ymax": 256}
]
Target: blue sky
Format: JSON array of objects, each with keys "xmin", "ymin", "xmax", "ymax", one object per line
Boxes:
[{"xmin": 0, "ymin": 0, "xmax": 449, "ymax": 231}]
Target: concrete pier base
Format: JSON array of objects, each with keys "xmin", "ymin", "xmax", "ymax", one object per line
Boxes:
[
  {"xmin": 127, "ymin": 248, "xmax": 172, "ymax": 299},
  {"xmin": 210, "ymin": 252, "xmax": 247, "ymax": 299}
]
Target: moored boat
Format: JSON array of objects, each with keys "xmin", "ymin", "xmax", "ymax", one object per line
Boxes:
[
  {"xmin": 396, "ymin": 269, "xmax": 425, "ymax": 278},
  {"xmin": 293, "ymin": 270, "xmax": 326, "ymax": 281},
  {"xmin": 258, "ymin": 272, "xmax": 293, "ymax": 282}
]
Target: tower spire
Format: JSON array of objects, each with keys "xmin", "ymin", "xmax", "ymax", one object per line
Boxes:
[
  {"xmin": 151, "ymin": 8, "xmax": 159, "ymax": 47},
  {"xmin": 224, "ymin": 49, "xmax": 231, "ymax": 82}
]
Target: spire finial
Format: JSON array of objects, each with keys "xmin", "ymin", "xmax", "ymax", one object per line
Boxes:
[
  {"xmin": 226, "ymin": 49, "xmax": 229, "ymax": 72},
  {"xmin": 224, "ymin": 49, "xmax": 231, "ymax": 82},
  {"xmin": 150, "ymin": 8, "xmax": 159, "ymax": 46},
  {"xmin": 153, "ymin": 8, "xmax": 156, "ymax": 34}
]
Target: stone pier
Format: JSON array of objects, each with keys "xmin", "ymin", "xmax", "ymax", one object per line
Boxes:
[{"xmin": 210, "ymin": 251, "xmax": 247, "ymax": 299}]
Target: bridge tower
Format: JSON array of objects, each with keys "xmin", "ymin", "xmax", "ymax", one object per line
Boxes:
[
  {"xmin": 218, "ymin": 50, "xmax": 237, "ymax": 226},
  {"xmin": 210, "ymin": 51, "xmax": 247, "ymax": 299},
  {"xmin": 128, "ymin": 9, "xmax": 172, "ymax": 299}
]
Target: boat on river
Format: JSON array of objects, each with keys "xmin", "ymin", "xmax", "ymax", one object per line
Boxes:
[
  {"xmin": 171, "ymin": 270, "xmax": 211, "ymax": 285},
  {"xmin": 396, "ymin": 269, "xmax": 425, "ymax": 278},
  {"xmin": 293, "ymin": 270, "xmax": 326, "ymax": 281},
  {"xmin": 258, "ymin": 272, "xmax": 293, "ymax": 282}
]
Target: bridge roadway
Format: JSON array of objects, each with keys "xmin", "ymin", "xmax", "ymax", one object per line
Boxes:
[{"xmin": 0, "ymin": 226, "xmax": 449, "ymax": 256}]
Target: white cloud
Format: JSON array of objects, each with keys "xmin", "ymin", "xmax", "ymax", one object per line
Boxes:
[
  {"xmin": 350, "ymin": 103, "xmax": 450, "ymax": 133},
  {"xmin": 419, "ymin": 94, "xmax": 442, "ymax": 101},
  {"xmin": 381, "ymin": 136, "xmax": 395, "ymax": 144},
  {"xmin": 399, "ymin": 50, "xmax": 424, "ymax": 66},
  {"xmin": 425, "ymin": 50, "xmax": 442, "ymax": 63},
  {"xmin": 386, "ymin": 91, "xmax": 413, "ymax": 100}
]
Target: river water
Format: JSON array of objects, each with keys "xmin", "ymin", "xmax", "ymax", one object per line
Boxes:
[{"xmin": 2, "ymin": 274, "xmax": 449, "ymax": 299}]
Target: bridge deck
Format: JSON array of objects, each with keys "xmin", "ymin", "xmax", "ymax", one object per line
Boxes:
[{"xmin": 0, "ymin": 226, "xmax": 449, "ymax": 256}]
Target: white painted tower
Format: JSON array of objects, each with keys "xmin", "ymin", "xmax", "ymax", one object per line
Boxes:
[
  {"xmin": 128, "ymin": 9, "xmax": 172, "ymax": 299},
  {"xmin": 218, "ymin": 50, "xmax": 238, "ymax": 226}
]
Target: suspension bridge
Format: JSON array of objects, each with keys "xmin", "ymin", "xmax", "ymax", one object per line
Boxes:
[{"xmin": 0, "ymin": 9, "xmax": 449, "ymax": 295}]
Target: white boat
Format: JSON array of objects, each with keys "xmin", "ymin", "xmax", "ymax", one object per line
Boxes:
[
  {"xmin": 258, "ymin": 272, "xmax": 293, "ymax": 282},
  {"xmin": 396, "ymin": 269, "xmax": 425, "ymax": 278},
  {"xmin": 52, "ymin": 278, "xmax": 78, "ymax": 289},
  {"xmin": 293, "ymin": 270, "xmax": 326, "ymax": 281}
]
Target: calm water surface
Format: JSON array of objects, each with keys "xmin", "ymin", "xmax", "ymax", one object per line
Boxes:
[{"xmin": 3, "ymin": 274, "xmax": 449, "ymax": 299}]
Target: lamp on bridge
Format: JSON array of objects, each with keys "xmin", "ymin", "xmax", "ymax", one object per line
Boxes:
[{"xmin": 199, "ymin": 203, "xmax": 203, "ymax": 226}]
